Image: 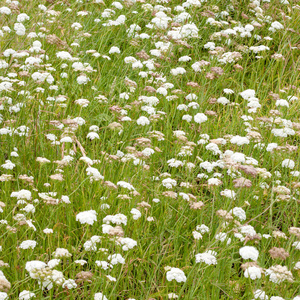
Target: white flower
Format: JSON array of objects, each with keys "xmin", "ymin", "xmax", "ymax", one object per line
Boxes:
[
  {"xmin": 265, "ymin": 265, "xmax": 293, "ymax": 284},
  {"xmin": 11, "ymin": 190, "xmax": 31, "ymax": 200},
  {"xmin": 266, "ymin": 143, "xmax": 278, "ymax": 152},
  {"xmin": 103, "ymin": 214, "xmax": 127, "ymax": 225},
  {"xmin": 220, "ymin": 189, "xmax": 236, "ymax": 199},
  {"xmin": 240, "ymin": 89, "xmax": 256, "ymax": 100},
  {"xmin": 119, "ymin": 237, "xmax": 137, "ymax": 251},
  {"xmin": 166, "ymin": 268, "xmax": 186, "ymax": 282},
  {"xmin": 61, "ymin": 196, "xmax": 71, "ymax": 204},
  {"xmin": 170, "ymin": 67, "xmax": 186, "ymax": 75},
  {"xmin": 137, "ymin": 116, "xmax": 150, "ymax": 126},
  {"xmin": 52, "ymin": 248, "xmax": 72, "ymax": 258},
  {"xmin": 244, "ymin": 266, "xmax": 262, "ymax": 280},
  {"xmin": 196, "ymin": 224, "xmax": 209, "ymax": 234},
  {"xmin": 230, "ymin": 135, "xmax": 250, "ymax": 145},
  {"xmin": 47, "ymin": 259, "xmax": 60, "ymax": 268},
  {"xmin": 239, "ymin": 246, "xmax": 259, "ymax": 261},
  {"xmin": 204, "ymin": 42, "xmax": 215, "ymax": 50},
  {"xmin": 87, "ymin": 132, "xmax": 100, "ymax": 140},
  {"xmin": 74, "ymin": 259, "xmax": 87, "ymax": 266},
  {"xmin": 142, "ymin": 148, "xmax": 155, "ymax": 156},
  {"xmin": 22, "ymin": 204, "xmax": 35, "ymax": 214},
  {"xmin": 60, "ymin": 136, "xmax": 73, "ymax": 143},
  {"xmin": 130, "ymin": 208, "xmax": 141, "ymax": 220},
  {"xmin": 240, "ymin": 225, "xmax": 257, "ymax": 237},
  {"xmin": 224, "ymin": 88, "xmax": 234, "ymax": 94},
  {"xmin": 17, "ymin": 13, "xmax": 30, "ymax": 23},
  {"xmin": 62, "ymin": 279, "xmax": 77, "ymax": 289},
  {"xmin": 275, "ymin": 99, "xmax": 289, "ymax": 107},
  {"xmin": 192, "ymin": 231, "xmax": 202, "ymax": 240},
  {"xmin": 0, "ymin": 7, "xmax": 11, "ymax": 15},
  {"xmin": 182, "ymin": 114, "xmax": 192, "ymax": 122},
  {"xmin": 270, "ymin": 21, "xmax": 284, "ymax": 30},
  {"xmin": 179, "ymin": 56, "xmax": 191, "ymax": 62},
  {"xmin": 1, "ymin": 160, "xmax": 15, "ymax": 170},
  {"xmin": 94, "ymin": 293, "xmax": 108, "ymax": 300},
  {"xmin": 109, "ymin": 46, "xmax": 121, "ymax": 54},
  {"xmin": 56, "ymin": 51, "xmax": 73, "ymax": 60},
  {"xmin": 75, "ymin": 98, "xmax": 89, "ymax": 107},
  {"xmin": 215, "ymin": 232, "xmax": 228, "ymax": 242},
  {"xmin": 117, "ymin": 181, "xmax": 135, "ymax": 190},
  {"xmin": 14, "ymin": 23, "xmax": 26, "ymax": 35},
  {"xmin": 206, "ymin": 143, "xmax": 221, "ymax": 155},
  {"xmin": 83, "ymin": 240, "xmax": 97, "ymax": 251},
  {"xmin": 76, "ymin": 210, "xmax": 97, "ymax": 225},
  {"xmin": 281, "ymin": 159, "xmax": 295, "ymax": 169},
  {"xmin": 194, "ymin": 113, "xmax": 207, "ymax": 124},
  {"xmin": 77, "ymin": 75, "xmax": 90, "ymax": 85},
  {"xmin": 0, "ymin": 292, "xmax": 8, "ymax": 300},
  {"xmin": 0, "ymin": 60, "xmax": 9, "ymax": 69},
  {"xmin": 195, "ymin": 251, "xmax": 217, "ymax": 265},
  {"xmin": 162, "ymin": 178, "xmax": 177, "ymax": 189},
  {"xmin": 167, "ymin": 159, "xmax": 184, "ymax": 168},
  {"xmin": 95, "ymin": 261, "xmax": 113, "ymax": 270},
  {"xmin": 86, "ymin": 167, "xmax": 104, "ymax": 181},
  {"xmin": 19, "ymin": 240, "xmax": 37, "ymax": 250},
  {"xmin": 19, "ymin": 290, "xmax": 36, "ymax": 300},
  {"xmin": 253, "ymin": 289, "xmax": 268, "ymax": 299},
  {"xmin": 71, "ymin": 22, "xmax": 83, "ymax": 30},
  {"xmin": 229, "ymin": 207, "xmax": 246, "ymax": 221},
  {"xmin": 25, "ymin": 261, "xmax": 47, "ymax": 273},
  {"xmin": 108, "ymin": 253, "xmax": 125, "ymax": 265}
]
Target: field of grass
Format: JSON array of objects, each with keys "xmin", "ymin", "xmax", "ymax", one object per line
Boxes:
[{"xmin": 0, "ymin": 0, "xmax": 300, "ymax": 299}]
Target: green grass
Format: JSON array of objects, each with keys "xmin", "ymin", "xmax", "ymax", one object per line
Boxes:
[{"xmin": 0, "ymin": 0, "xmax": 300, "ymax": 299}]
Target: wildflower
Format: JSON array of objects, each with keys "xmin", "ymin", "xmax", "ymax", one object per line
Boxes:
[
  {"xmin": 239, "ymin": 246, "xmax": 259, "ymax": 261},
  {"xmin": 170, "ymin": 67, "xmax": 186, "ymax": 76},
  {"xmin": 109, "ymin": 46, "xmax": 121, "ymax": 54},
  {"xmin": 52, "ymin": 248, "xmax": 72, "ymax": 258},
  {"xmin": 162, "ymin": 178, "xmax": 177, "ymax": 189},
  {"xmin": 19, "ymin": 240, "xmax": 37, "ymax": 250},
  {"xmin": 253, "ymin": 289, "xmax": 268, "ymax": 299},
  {"xmin": 94, "ymin": 293, "xmax": 108, "ymax": 300},
  {"xmin": 118, "ymin": 238, "xmax": 137, "ymax": 250},
  {"xmin": 195, "ymin": 251, "xmax": 217, "ymax": 265},
  {"xmin": 244, "ymin": 266, "xmax": 262, "ymax": 280},
  {"xmin": 220, "ymin": 189, "xmax": 236, "ymax": 199},
  {"xmin": 269, "ymin": 247, "xmax": 289, "ymax": 260},
  {"xmin": 194, "ymin": 113, "xmax": 208, "ymax": 124},
  {"xmin": 136, "ymin": 116, "xmax": 150, "ymax": 126},
  {"xmin": 76, "ymin": 210, "xmax": 97, "ymax": 225},
  {"xmin": 103, "ymin": 214, "xmax": 127, "ymax": 225},
  {"xmin": 77, "ymin": 75, "xmax": 90, "ymax": 85},
  {"xmin": 108, "ymin": 253, "xmax": 125, "ymax": 265},
  {"xmin": 166, "ymin": 268, "xmax": 186, "ymax": 283},
  {"xmin": 265, "ymin": 265, "xmax": 293, "ymax": 283},
  {"xmin": 62, "ymin": 279, "xmax": 77, "ymax": 289},
  {"xmin": 281, "ymin": 159, "xmax": 295, "ymax": 169},
  {"xmin": 19, "ymin": 291, "xmax": 36, "ymax": 300},
  {"xmin": 229, "ymin": 207, "xmax": 246, "ymax": 221}
]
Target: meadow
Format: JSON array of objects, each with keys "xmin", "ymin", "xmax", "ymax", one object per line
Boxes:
[{"xmin": 0, "ymin": 0, "xmax": 300, "ymax": 299}]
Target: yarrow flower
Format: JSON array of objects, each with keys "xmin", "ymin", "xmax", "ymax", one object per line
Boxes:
[
  {"xmin": 166, "ymin": 268, "xmax": 186, "ymax": 283},
  {"xmin": 76, "ymin": 210, "xmax": 97, "ymax": 225},
  {"xmin": 281, "ymin": 159, "xmax": 295, "ymax": 169},
  {"xmin": 239, "ymin": 246, "xmax": 259, "ymax": 261},
  {"xmin": 195, "ymin": 251, "xmax": 217, "ymax": 265},
  {"xmin": 244, "ymin": 266, "xmax": 262, "ymax": 280}
]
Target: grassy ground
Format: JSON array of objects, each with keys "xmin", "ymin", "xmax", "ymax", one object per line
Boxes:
[{"xmin": 0, "ymin": 0, "xmax": 300, "ymax": 299}]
